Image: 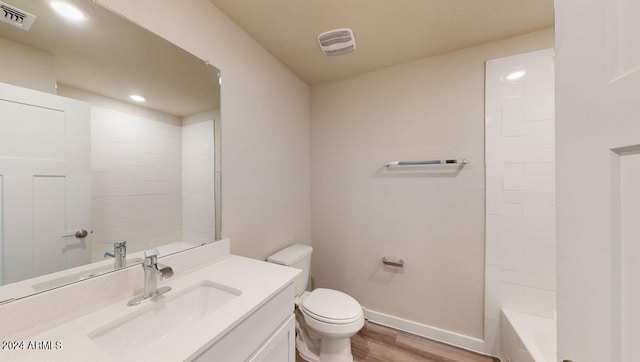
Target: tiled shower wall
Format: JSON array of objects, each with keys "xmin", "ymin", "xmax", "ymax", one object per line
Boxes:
[
  {"xmin": 485, "ymin": 48, "xmax": 556, "ymax": 319},
  {"xmin": 91, "ymin": 106, "xmax": 183, "ymax": 261},
  {"xmin": 182, "ymin": 111, "xmax": 217, "ymax": 244},
  {"xmin": 91, "ymin": 105, "xmax": 219, "ymax": 260}
]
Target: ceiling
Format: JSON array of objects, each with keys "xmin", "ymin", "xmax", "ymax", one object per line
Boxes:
[
  {"xmin": 0, "ymin": 0, "xmax": 220, "ymax": 117},
  {"xmin": 210, "ymin": 0, "xmax": 555, "ymax": 85}
]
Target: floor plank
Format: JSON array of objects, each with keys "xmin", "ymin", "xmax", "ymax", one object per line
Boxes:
[{"xmin": 296, "ymin": 321, "xmax": 499, "ymax": 362}]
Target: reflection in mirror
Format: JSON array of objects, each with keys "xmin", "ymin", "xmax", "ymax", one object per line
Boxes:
[{"xmin": 0, "ymin": 0, "xmax": 221, "ymax": 300}]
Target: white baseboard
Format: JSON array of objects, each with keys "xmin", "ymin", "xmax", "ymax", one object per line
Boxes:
[{"xmin": 363, "ymin": 308, "xmax": 491, "ymax": 356}]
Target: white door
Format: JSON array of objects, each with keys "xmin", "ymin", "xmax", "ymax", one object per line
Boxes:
[
  {"xmin": 556, "ymin": 0, "xmax": 640, "ymax": 361},
  {"xmin": 0, "ymin": 82, "xmax": 91, "ymax": 285}
]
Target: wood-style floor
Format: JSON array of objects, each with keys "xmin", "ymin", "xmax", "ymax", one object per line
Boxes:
[{"xmin": 296, "ymin": 321, "xmax": 499, "ymax": 362}]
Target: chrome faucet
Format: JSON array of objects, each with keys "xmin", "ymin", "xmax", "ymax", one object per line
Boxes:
[
  {"xmin": 127, "ymin": 249, "xmax": 173, "ymax": 306},
  {"xmin": 103, "ymin": 240, "xmax": 127, "ymax": 269}
]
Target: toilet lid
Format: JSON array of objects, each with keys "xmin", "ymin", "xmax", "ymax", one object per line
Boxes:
[{"xmin": 300, "ymin": 288, "xmax": 362, "ymax": 324}]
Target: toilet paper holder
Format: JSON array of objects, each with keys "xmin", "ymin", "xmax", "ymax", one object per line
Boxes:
[{"xmin": 382, "ymin": 257, "xmax": 404, "ymax": 268}]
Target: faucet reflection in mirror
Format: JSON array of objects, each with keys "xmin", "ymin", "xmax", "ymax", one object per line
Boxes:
[
  {"xmin": 0, "ymin": 0, "xmax": 221, "ymax": 301},
  {"xmin": 103, "ymin": 240, "xmax": 127, "ymax": 269}
]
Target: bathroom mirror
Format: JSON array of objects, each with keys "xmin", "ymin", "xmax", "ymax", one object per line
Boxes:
[{"xmin": 0, "ymin": 0, "xmax": 221, "ymax": 300}]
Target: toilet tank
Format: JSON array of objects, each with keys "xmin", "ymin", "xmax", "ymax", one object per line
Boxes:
[{"xmin": 267, "ymin": 244, "xmax": 312, "ymax": 297}]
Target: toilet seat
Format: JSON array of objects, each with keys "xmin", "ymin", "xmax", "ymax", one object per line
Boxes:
[{"xmin": 300, "ymin": 288, "xmax": 363, "ymax": 324}]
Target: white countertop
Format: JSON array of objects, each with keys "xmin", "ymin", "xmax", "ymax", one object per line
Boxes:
[{"xmin": 0, "ymin": 240, "xmax": 300, "ymax": 361}]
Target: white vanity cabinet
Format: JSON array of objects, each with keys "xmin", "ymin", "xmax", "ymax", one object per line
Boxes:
[
  {"xmin": 194, "ymin": 283, "xmax": 296, "ymax": 362},
  {"xmin": 248, "ymin": 315, "xmax": 295, "ymax": 361}
]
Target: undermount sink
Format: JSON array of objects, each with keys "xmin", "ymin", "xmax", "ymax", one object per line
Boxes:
[
  {"xmin": 32, "ymin": 258, "xmax": 145, "ymax": 292},
  {"xmin": 89, "ymin": 280, "xmax": 241, "ymax": 355}
]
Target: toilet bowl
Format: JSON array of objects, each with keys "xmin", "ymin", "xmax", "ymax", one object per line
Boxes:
[{"xmin": 268, "ymin": 244, "xmax": 364, "ymax": 362}]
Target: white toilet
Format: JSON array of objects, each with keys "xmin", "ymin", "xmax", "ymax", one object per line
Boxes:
[{"xmin": 268, "ymin": 244, "xmax": 364, "ymax": 362}]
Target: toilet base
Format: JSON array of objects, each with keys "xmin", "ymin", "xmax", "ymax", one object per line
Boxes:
[
  {"xmin": 296, "ymin": 334, "xmax": 354, "ymax": 362},
  {"xmin": 296, "ymin": 333, "xmax": 320, "ymax": 362},
  {"xmin": 295, "ymin": 312, "xmax": 355, "ymax": 362}
]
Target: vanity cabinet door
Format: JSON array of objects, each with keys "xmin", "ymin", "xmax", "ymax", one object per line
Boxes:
[
  {"xmin": 193, "ymin": 283, "xmax": 295, "ymax": 362},
  {"xmin": 248, "ymin": 314, "xmax": 295, "ymax": 362}
]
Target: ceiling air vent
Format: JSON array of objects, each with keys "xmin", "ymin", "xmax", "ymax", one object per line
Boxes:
[
  {"xmin": 317, "ymin": 28, "xmax": 356, "ymax": 56},
  {"xmin": 0, "ymin": 1, "xmax": 36, "ymax": 31}
]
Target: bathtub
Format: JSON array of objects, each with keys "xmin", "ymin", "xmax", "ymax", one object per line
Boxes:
[{"xmin": 500, "ymin": 309, "xmax": 557, "ymax": 362}]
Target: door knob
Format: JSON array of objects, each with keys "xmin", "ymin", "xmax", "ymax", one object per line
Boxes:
[{"xmin": 63, "ymin": 229, "xmax": 88, "ymax": 238}]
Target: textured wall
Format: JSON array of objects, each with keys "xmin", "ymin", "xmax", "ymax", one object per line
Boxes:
[{"xmin": 311, "ymin": 29, "xmax": 554, "ymax": 340}]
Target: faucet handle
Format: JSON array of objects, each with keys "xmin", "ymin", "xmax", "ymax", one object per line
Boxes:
[
  {"xmin": 144, "ymin": 249, "xmax": 160, "ymax": 265},
  {"xmin": 144, "ymin": 248, "xmax": 159, "ymax": 258}
]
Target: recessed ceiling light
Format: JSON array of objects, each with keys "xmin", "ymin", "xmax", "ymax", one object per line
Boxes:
[
  {"xmin": 129, "ymin": 94, "xmax": 146, "ymax": 102},
  {"xmin": 506, "ymin": 70, "xmax": 526, "ymax": 81},
  {"xmin": 50, "ymin": 1, "xmax": 87, "ymax": 22}
]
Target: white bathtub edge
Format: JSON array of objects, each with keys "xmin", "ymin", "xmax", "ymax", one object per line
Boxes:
[{"xmin": 501, "ymin": 309, "xmax": 557, "ymax": 362}]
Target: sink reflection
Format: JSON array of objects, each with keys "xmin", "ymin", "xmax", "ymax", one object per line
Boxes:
[{"xmin": 89, "ymin": 280, "xmax": 241, "ymax": 355}]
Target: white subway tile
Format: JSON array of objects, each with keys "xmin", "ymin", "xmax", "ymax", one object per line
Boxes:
[
  {"xmin": 502, "ymin": 95, "xmax": 525, "ymax": 109},
  {"xmin": 485, "ymin": 64, "xmax": 503, "ymax": 112},
  {"xmin": 502, "ymin": 108, "xmax": 524, "ymax": 123},
  {"xmin": 502, "ymin": 283, "xmax": 555, "ymax": 318},
  {"xmin": 502, "ymin": 255, "xmax": 554, "ymax": 274},
  {"xmin": 526, "ymin": 163, "xmax": 555, "ymax": 177},
  {"xmin": 524, "ymin": 105, "xmax": 554, "ymax": 122},
  {"xmin": 502, "ymin": 203, "xmax": 522, "ymax": 216},
  {"xmin": 500, "ymin": 241, "xmax": 525, "ymax": 257},
  {"xmin": 502, "ymin": 269, "xmax": 556, "ymax": 290},
  {"xmin": 501, "ymin": 143, "xmax": 554, "ymax": 162},
  {"xmin": 501, "ymin": 148, "xmax": 554, "ymax": 164},
  {"xmin": 523, "ymin": 303, "xmax": 556, "ymax": 320},
  {"xmin": 485, "ymin": 266, "xmax": 503, "ymax": 319},
  {"xmin": 502, "ymin": 216, "xmax": 555, "ymax": 233},
  {"xmin": 502, "ymin": 255, "xmax": 526, "ymax": 271},
  {"xmin": 502, "ymin": 175, "xmax": 554, "ymax": 191},
  {"xmin": 485, "ymin": 111, "xmax": 502, "ymax": 164},
  {"xmin": 522, "ymin": 62, "xmax": 555, "ymax": 80},
  {"xmin": 484, "ymin": 317, "xmax": 501, "ymax": 356},
  {"xmin": 502, "ymin": 284, "xmax": 556, "ymax": 318},
  {"xmin": 502, "ymin": 283, "xmax": 527, "ymax": 303},
  {"xmin": 503, "ymin": 230, "xmax": 556, "ymax": 246},
  {"xmin": 502, "ymin": 134, "xmax": 555, "ymax": 149},
  {"xmin": 503, "ymin": 191, "xmax": 554, "ymax": 204},
  {"xmin": 486, "ymin": 215, "xmax": 503, "ymax": 266},
  {"xmin": 502, "ymin": 120, "xmax": 554, "ymax": 137},
  {"xmin": 523, "ymin": 204, "xmax": 556, "ymax": 218},
  {"xmin": 500, "ymin": 66, "xmax": 528, "ymax": 83},
  {"xmin": 503, "ymin": 164, "xmax": 525, "ymax": 177},
  {"xmin": 522, "ymin": 287, "xmax": 556, "ymax": 318},
  {"xmin": 501, "ymin": 298, "xmax": 526, "ymax": 316},
  {"xmin": 524, "ymin": 244, "xmax": 557, "ymax": 262},
  {"xmin": 501, "ymin": 82, "xmax": 525, "ymax": 98},
  {"xmin": 486, "ymin": 161, "xmax": 501, "ymax": 178},
  {"xmin": 525, "ymin": 78, "xmax": 555, "ymax": 98},
  {"xmin": 523, "ymin": 92, "xmax": 553, "ymax": 109},
  {"xmin": 486, "ymin": 167, "xmax": 503, "ymax": 215}
]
